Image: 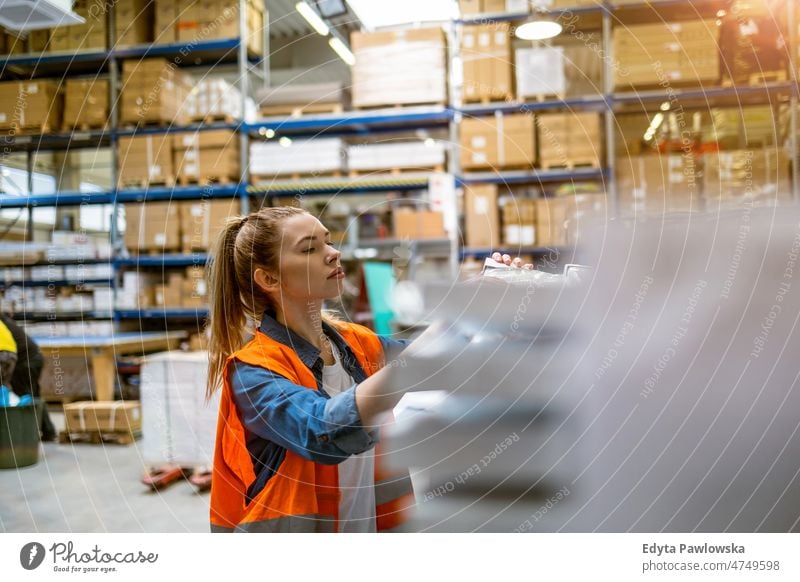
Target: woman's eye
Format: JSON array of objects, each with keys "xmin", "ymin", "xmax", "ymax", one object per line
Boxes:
[
  {"xmin": 304, "ymin": 248, "xmax": 315, "ymax": 253},
  {"xmin": 326, "ymin": 241, "xmax": 336, "ymax": 248}
]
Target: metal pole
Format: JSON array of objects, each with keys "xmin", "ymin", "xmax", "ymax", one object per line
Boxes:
[
  {"xmin": 602, "ymin": 1, "xmax": 617, "ymax": 217},
  {"xmin": 239, "ymin": 0, "xmax": 251, "ymax": 215},
  {"xmin": 447, "ymin": 1, "xmax": 461, "ymax": 281}
]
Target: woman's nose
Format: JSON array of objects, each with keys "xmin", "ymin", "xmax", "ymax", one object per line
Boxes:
[{"xmin": 327, "ymin": 246, "xmax": 341, "ymax": 263}]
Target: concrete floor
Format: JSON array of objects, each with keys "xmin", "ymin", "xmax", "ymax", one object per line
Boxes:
[{"xmin": 0, "ymin": 408, "xmax": 209, "ymax": 533}]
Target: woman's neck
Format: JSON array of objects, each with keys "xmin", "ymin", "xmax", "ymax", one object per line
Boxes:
[{"xmin": 275, "ymin": 299, "xmax": 327, "ymax": 350}]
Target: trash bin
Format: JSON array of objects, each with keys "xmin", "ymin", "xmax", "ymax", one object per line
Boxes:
[{"xmin": 0, "ymin": 399, "xmax": 43, "ymax": 469}]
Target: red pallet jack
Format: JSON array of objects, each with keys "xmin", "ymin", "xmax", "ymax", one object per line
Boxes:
[
  {"xmin": 141, "ymin": 465, "xmax": 189, "ymax": 491},
  {"xmin": 141, "ymin": 465, "xmax": 211, "ymax": 492}
]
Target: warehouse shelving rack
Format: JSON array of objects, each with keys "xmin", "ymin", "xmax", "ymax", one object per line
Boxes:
[
  {"xmin": 454, "ymin": 0, "xmax": 800, "ymax": 221},
  {"xmin": 0, "ymin": 0, "xmax": 266, "ymax": 325},
  {"xmin": 3, "ymin": 0, "xmax": 799, "ymax": 327}
]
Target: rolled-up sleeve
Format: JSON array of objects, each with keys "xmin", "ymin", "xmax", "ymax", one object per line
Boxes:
[
  {"xmin": 230, "ymin": 360, "xmax": 378, "ymax": 464},
  {"xmin": 378, "ymin": 336, "xmax": 412, "ymax": 364}
]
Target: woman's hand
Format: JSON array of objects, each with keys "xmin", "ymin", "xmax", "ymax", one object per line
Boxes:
[{"xmin": 491, "ymin": 252, "xmax": 534, "ymax": 270}]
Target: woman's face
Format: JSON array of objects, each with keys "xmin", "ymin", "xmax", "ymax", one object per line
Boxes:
[{"xmin": 273, "ymin": 213, "xmax": 345, "ymax": 301}]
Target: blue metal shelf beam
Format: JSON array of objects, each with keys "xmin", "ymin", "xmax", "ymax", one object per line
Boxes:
[
  {"xmin": 115, "ymin": 308, "xmax": 209, "ymax": 319},
  {"xmin": 0, "ymin": 278, "xmax": 113, "ymax": 289},
  {"xmin": 458, "ymin": 168, "xmax": 607, "ymax": 186},
  {"xmin": 113, "ymin": 254, "xmax": 209, "ymax": 267}
]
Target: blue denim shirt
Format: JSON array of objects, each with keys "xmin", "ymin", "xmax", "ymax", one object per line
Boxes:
[{"xmin": 229, "ymin": 311, "xmax": 410, "ymax": 502}]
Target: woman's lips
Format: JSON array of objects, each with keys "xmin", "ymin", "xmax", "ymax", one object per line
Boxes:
[{"xmin": 328, "ymin": 267, "xmax": 345, "ymax": 279}]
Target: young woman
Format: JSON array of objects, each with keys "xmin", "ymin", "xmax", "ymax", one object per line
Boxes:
[
  {"xmin": 206, "ymin": 206, "xmax": 531, "ymax": 533},
  {"xmin": 206, "ymin": 206, "xmax": 421, "ymax": 533}
]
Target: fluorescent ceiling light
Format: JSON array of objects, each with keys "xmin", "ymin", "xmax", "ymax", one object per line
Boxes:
[
  {"xmin": 296, "ymin": 1, "xmax": 330, "ymax": 36},
  {"xmin": 345, "ymin": 0, "xmax": 452, "ymax": 29},
  {"xmin": 516, "ymin": 18, "xmax": 563, "ymax": 40},
  {"xmin": 329, "ymin": 36, "xmax": 355, "ymax": 65},
  {"xmin": 0, "ymin": 0, "xmax": 83, "ymax": 31}
]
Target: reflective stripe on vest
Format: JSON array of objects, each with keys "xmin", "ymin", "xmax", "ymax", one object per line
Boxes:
[{"xmin": 210, "ymin": 321, "xmax": 415, "ymax": 533}]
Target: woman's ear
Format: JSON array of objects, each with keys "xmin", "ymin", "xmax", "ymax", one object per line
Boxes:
[{"xmin": 253, "ymin": 268, "xmax": 279, "ymax": 292}]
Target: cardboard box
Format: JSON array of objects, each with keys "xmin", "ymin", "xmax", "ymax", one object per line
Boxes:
[
  {"xmin": 535, "ymin": 197, "xmax": 574, "ymax": 247},
  {"xmin": 120, "ymin": 58, "xmax": 191, "ymax": 125},
  {"xmin": 28, "ymin": 29, "xmax": 51, "ymax": 52},
  {"xmin": 616, "ymin": 154, "xmax": 702, "ymax": 214},
  {"xmin": 614, "ymin": 20, "xmax": 720, "ymax": 89},
  {"xmin": 703, "ymin": 148, "xmax": 791, "ymax": 208},
  {"xmin": 537, "ymin": 112, "xmax": 603, "ymax": 168},
  {"xmin": 62, "ymin": 78, "xmax": 109, "ymax": 130},
  {"xmin": 176, "ymin": 0, "xmax": 263, "ymax": 54},
  {"xmin": 393, "ymin": 209, "xmax": 446, "ymax": 240},
  {"xmin": 124, "ymin": 201, "xmax": 182, "ymax": 252},
  {"xmin": 154, "ymin": 0, "xmax": 176, "ymax": 42},
  {"xmin": 502, "ymin": 197, "xmax": 536, "ymax": 246},
  {"xmin": 182, "ymin": 265, "xmax": 208, "ymax": 307},
  {"xmin": 173, "ymin": 129, "xmax": 240, "ymax": 182},
  {"xmin": 460, "ymin": 113, "xmax": 536, "ymax": 170},
  {"xmin": 117, "ymin": 134, "xmax": 174, "ymax": 186},
  {"xmin": 64, "ymin": 401, "xmax": 142, "ymax": 433},
  {"xmin": 458, "ymin": 0, "xmax": 514, "ymax": 13},
  {"xmin": 464, "ymin": 184, "xmax": 500, "ymax": 248},
  {"xmin": 352, "ymin": 27, "xmax": 447, "ymax": 108},
  {"xmin": 3, "ymin": 30, "xmax": 26, "ymax": 54},
  {"xmin": 180, "ymin": 199, "xmax": 238, "ymax": 252},
  {"xmin": 154, "ymin": 272, "xmax": 184, "ymax": 307},
  {"xmin": 0, "ymin": 80, "xmax": 62, "ymax": 132},
  {"xmin": 461, "ymin": 23, "xmax": 513, "ymax": 103},
  {"xmin": 115, "ymin": 0, "xmax": 153, "ymax": 46}
]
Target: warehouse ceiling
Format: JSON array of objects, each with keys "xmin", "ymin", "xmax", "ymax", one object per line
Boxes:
[{"xmin": 265, "ymin": 0, "xmax": 362, "ymax": 40}]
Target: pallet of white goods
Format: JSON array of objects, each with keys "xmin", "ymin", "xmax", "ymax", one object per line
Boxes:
[
  {"xmin": 351, "ymin": 28, "xmax": 447, "ymax": 108},
  {"xmin": 139, "ymin": 350, "xmax": 218, "ymax": 467},
  {"xmin": 186, "ymin": 78, "xmax": 243, "ymax": 120},
  {"xmin": 516, "ymin": 47, "xmax": 566, "ymax": 100},
  {"xmin": 346, "ymin": 141, "xmax": 446, "ymax": 171},
  {"xmin": 255, "ymin": 81, "xmax": 347, "ymax": 114},
  {"xmin": 249, "ymin": 138, "xmax": 344, "ymax": 176}
]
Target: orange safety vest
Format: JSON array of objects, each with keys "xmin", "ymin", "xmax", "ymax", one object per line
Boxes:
[{"xmin": 210, "ymin": 321, "xmax": 415, "ymax": 532}]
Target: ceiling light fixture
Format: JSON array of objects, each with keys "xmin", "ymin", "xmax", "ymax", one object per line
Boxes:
[
  {"xmin": 515, "ymin": 4, "xmax": 562, "ymax": 41},
  {"xmin": 296, "ymin": 1, "xmax": 330, "ymax": 36},
  {"xmin": 329, "ymin": 36, "xmax": 355, "ymax": 65}
]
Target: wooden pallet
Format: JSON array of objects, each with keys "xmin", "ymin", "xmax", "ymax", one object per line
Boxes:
[
  {"xmin": 177, "ymin": 174, "xmax": 235, "ymax": 186},
  {"xmin": 464, "ymin": 94, "xmax": 515, "ymax": 106},
  {"xmin": 61, "ymin": 122, "xmax": 110, "ymax": 133},
  {"xmin": 189, "ymin": 113, "xmax": 238, "ymax": 125},
  {"xmin": 59, "ymin": 429, "xmax": 142, "ymax": 445},
  {"xmin": 13, "ymin": 123, "xmax": 58, "ymax": 135},
  {"xmin": 118, "ymin": 175, "xmax": 176, "ymax": 189},
  {"xmin": 259, "ymin": 102, "xmax": 344, "ymax": 118},
  {"xmin": 519, "ymin": 93, "xmax": 565, "ymax": 104},
  {"xmin": 250, "ymin": 170, "xmax": 342, "ymax": 183},
  {"xmin": 347, "ymin": 165, "xmax": 445, "ymax": 177},
  {"xmin": 540, "ymin": 158, "xmax": 601, "ymax": 170},
  {"xmin": 351, "ymin": 101, "xmax": 447, "ymax": 111}
]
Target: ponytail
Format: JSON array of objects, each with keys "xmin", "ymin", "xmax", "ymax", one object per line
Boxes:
[{"xmin": 206, "ymin": 215, "xmax": 248, "ymax": 400}]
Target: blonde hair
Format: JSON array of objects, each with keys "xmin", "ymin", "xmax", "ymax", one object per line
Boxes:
[{"xmin": 205, "ymin": 205, "xmax": 337, "ymax": 399}]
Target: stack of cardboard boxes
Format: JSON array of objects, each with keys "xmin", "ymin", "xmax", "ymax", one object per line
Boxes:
[
  {"xmin": 460, "ymin": 113, "xmax": 536, "ymax": 170},
  {"xmin": 117, "ymin": 267, "xmax": 208, "ymax": 309},
  {"xmin": 616, "ymin": 154, "xmax": 702, "ymax": 214},
  {"xmin": 49, "ymin": 0, "xmax": 107, "ymax": 51},
  {"xmin": 0, "ymin": 80, "xmax": 62, "ymax": 133},
  {"xmin": 124, "ymin": 198, "xmax": 238, "ymax": 254},
  {"xmin": 502, "ymin": 198, "xmax": 536, "ymax": 246},
  {"xmin": 393, "ymin": 208, "xmax": 447, "ymax": 240},
  {"xmin": 117, "ymin": 135, "xmax": 174, "ymax": 187},
  {"xmin": 174, "ymin": 0, "xmax": 264, "ymax": 54},
  {"xmin": 458, "ymin": 0, "xmax": 527, "ymax": 14},
  {"xmin": 464, "ymin": 184, "xmax": 500, "ymax": 249},
  {"xmin": 461, "ymin": 23, "xmax": 513, "ymax": 103},
  {"xmin": 173, "ymin": 130, "xmax": 240, "ymax": 184},
  {"xmin": 115, "ymin": 0, "xmax": 153, "ymax": 47},
  {"xmin": 536, "ymin": 112, "xmax": 603, "ymax": 169},
  {"xmin": 351, "ymin": 28, "xmax": 447, "ymax": 108},
  {"xmin": 0, "ymin": 29, "xmax": 26, "ymax": 54},
  {"xmin": 120, "ymin": 58, "xmax": 191, "ymax": 126},
  {"xmin": 613, "ymin": 20, "xmax": 721, "ymax": 89},
  {"xmin": 62, "ymin": 79, "xmax": 109, "ymax": 130},
  {"xmin": 703, "ymin": 148, "xmax": 791, "ymax": 208}
]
